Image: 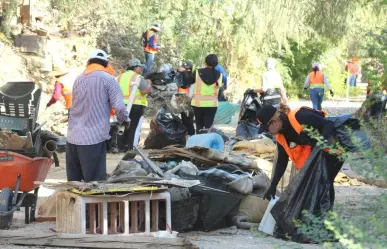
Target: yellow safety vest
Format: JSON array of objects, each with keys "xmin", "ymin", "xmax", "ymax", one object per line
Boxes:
[
  {"xmin": 118, "ymin": 70, "xmax": 148, "ymax": 107},
  {"xmin": 191, "ymin": 71, "xmax": 223, "ymax": 107}
]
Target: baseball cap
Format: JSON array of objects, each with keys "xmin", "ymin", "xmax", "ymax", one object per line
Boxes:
[
  {"xmin": 182, "ymin": 61, "xmax": 193, "ymax": 69},
  {"xmin": 312, "ymin": 62, "xmax": 320, "ymax": 69},
  {"xmin": 88, "ymin": 49, "xmax": 108, "ymax": 62},
  {"xmin": 256, "ymin": 105, "xmax": 277, "ymax": 130},
  {"xmin": 127, "ymin": 58, "xmax": 145, "ymax": 68}
]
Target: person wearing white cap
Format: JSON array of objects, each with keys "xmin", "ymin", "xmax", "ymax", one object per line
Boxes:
[
  {"xmin": 142, "ymin": 23, "xmax": 161, "ymax": 75},
  {"xmin": 304, "ymin": 62, "xmax": 334, "ymax": 111},
  {"xmin": 66, "ymin": 49, "xmax": 129, "ymax": 182}
]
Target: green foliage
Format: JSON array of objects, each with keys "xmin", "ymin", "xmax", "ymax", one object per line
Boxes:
[
  {"xmin": 46, "ymin": 0, "xmax": 360, "ymax": 99},
  {"xmin": 0, "ymin": 0, "xmax": 18, "ymax": 38}
]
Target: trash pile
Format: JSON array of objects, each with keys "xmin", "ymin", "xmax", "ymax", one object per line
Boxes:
[
  {"xmin": 112, "ymin": 129, "xmax": 277, "ymax": 232},
  {"xmin": 145, "ymin": 65, "xmax": 182, "ymax": 117}
]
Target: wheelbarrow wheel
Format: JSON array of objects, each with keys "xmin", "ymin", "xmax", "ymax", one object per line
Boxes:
[{"xmin": 0, "ymin": 187, "xmax": 14, "ymax": 229}]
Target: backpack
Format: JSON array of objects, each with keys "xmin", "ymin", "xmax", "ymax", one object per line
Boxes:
[{"xmin": 141, "ymin": 31, "xmax": 148, "ymax": 47}]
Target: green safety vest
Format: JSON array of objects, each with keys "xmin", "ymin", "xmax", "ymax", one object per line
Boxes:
[
  {"xmin": 118, "ymin": 70, "xmax": 148, "ymax": 106},
  {"xmin": 191, "ymin": 71, "xmax": 223, "ymax": 107}
]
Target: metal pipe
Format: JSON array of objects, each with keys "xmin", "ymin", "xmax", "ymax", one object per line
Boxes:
[{"xmin": 43, "ymin": 140, "xmax": 57, "ymax": 159}]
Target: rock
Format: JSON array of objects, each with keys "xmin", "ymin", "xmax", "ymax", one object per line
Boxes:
[{"xmin": 15, "ymin": 35, "xmax": 48, "ymax": 56}]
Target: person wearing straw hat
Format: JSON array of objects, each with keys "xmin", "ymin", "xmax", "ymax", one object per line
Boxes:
[
  {"xmin": 46, "ymin": 64, "xmax": 77, "ymax": 113},
  {"xmin": 304, "ymin": 62, "xmax": 334, "ymax": 111},
  {"xmin": 143, "ymin": 23, "xmax": 161, "ymax": 75}
]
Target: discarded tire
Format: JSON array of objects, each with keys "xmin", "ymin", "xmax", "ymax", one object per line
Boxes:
[{"xmin": 0, "ymin": 187, "xmax": 14, "ymax": 229}]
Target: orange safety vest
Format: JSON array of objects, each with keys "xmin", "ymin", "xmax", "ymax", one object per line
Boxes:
[
  {"xmin": 275, "ymin": 107, "xmax": 326, "ymax": 170},
  {"xmin": 144, "ymin": 30, "xmax": 159, "ymax": 54},
  {"xmin": 309, "ymin": 71, "xmax": 324, "ymax": 85},
  {"xmin": 58, "ymin": 72, "xmax": 76, "ymax": 109},
  {"xmin": 346, "ymin": 63, "xmax": 359, "ymax": 75},
  {"xmin": 178, "ymin": 88, "xmax": 190, "ymax": 94}
]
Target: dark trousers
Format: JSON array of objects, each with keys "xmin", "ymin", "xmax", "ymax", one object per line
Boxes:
[
  {"xmin": 193, "ymin": 106, "xmax": 217, "ymax": 133},
  {"xmin": 118, "ymin": 104, "xmax": 145, "ymax": 150},
  {"xmin": 181, "ymin": 112, "xmax": 195, "ymax": 136},
  {"xmin": 66, "ymin": 141, "xmax": 107, "ymax": 182},
  {"xmin": 324, "ymin": 151, "xmax": 345, "ymax": 205}
]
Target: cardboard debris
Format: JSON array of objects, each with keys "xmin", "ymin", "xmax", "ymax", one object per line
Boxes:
[{"xmin": 0, "ymin": 131, "xmax": 33, "ymax": 150}]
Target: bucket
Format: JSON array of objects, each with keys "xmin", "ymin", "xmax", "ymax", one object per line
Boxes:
[{"xmin": 258, "ymin": 196, "xmax": 279, "ymax": 235}]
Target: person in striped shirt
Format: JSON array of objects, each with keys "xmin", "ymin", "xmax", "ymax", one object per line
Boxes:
[{"xmin": 66, "ymin": 49, "xmax": 129, "ymax": 182}]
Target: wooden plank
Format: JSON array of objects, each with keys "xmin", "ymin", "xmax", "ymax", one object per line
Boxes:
[{"xmin": 0, "ymin": 231, "xmax": 196, "ymax": 249}]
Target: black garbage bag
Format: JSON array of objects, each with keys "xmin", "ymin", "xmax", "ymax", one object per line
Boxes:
[
  {"xmin": 144, "ymin": 109, "xmax": 187, "ymax": 149},
  {"xmin": 271, "ymin": 148, "xmax": 341, "ymax": 243},
  {"xmin": 327, "ymin": 115, "xmax": 371, "ymax": 152},
  {"xmin": 239, "ymin": 89, "xmax": 262, "ymax": 122}
]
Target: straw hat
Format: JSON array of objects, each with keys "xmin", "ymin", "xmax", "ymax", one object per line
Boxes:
[{"xmin": 48, "ymin": 63, "xmax": 69, "ymax": 77}]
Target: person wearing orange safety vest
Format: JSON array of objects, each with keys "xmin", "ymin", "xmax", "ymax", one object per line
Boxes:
[
  {"xmin": 46, "ymin": 66, "xmax": 77, "ymax": 114},
  {"xmin": 189, "ymin": 54, "xmax": 223, "ymax": 133},
  {"xmin": 143, "ymin": 23, "xmax": 161, "ymax": 75},
  {"xmin": 117, "ymin": 58, "xmax": 152, "ymax": 152},
  {"xmin": 256, "ymin": 104, "xmax": 344, "ymax": 202},
  {"xmin": 345, "ymin": 57, "xmax": 360, "ymax": 87},
  {"xmin": 177, "ymin": 61, "xmax": 195, "ymax": 135},
  {"xmin": 304, "ymin": 62, "xmax": 334, "ymax": 111}
]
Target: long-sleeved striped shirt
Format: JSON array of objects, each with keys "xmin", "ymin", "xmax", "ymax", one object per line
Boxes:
[{"xmin": 67, "ymin": 71, "xmax": 129, "ymax": 145}]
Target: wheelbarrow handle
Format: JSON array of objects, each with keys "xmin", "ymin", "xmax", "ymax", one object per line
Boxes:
[{"xmin": 12, "ymin": 174, "xmax": 21, "ymax": 206}]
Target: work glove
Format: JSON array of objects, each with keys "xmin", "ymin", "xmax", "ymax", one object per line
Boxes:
[
  {"xmin": 330, "ymin": 90, "xmax": 334, "ymax": 97},
  {"xmin": 263, "ymin": 184, "xmax": 277, "ymax": 201}
]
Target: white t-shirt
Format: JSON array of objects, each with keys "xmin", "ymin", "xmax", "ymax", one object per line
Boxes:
[{"xmin": 261, "ymin": 70, "xmax": 284, "ymax": 91}]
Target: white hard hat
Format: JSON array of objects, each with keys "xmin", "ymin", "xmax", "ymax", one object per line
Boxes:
[{"xmin": 88, "ymin": 49, "xmax": 108, "ymax": 62}]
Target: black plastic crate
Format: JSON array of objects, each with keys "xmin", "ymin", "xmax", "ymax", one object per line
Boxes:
[{"xmin": 0, "ymin": 82, "xmax": 41, "ymax": 134}]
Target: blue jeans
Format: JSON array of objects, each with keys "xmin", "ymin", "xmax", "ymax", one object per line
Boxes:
[
  {"xmin": 349, "ymin": 74, "xmax": 357, "ymax": 87},
  {"xmin": 144, "ymin": 52, "xmax": 155, "ymax": 75},
  {"xmin": 310, "ymin": 88, "xmax": 325, "ymax": 111}
]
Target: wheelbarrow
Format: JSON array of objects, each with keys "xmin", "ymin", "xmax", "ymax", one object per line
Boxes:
[{"xmin": 0, "ymin": 151, "xmax": 52, "ymax": 229}]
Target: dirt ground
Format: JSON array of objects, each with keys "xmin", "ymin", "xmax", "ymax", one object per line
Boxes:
[{"xmin": 2, "ymin": 100, "xmax": 385, "ymax": 249}]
